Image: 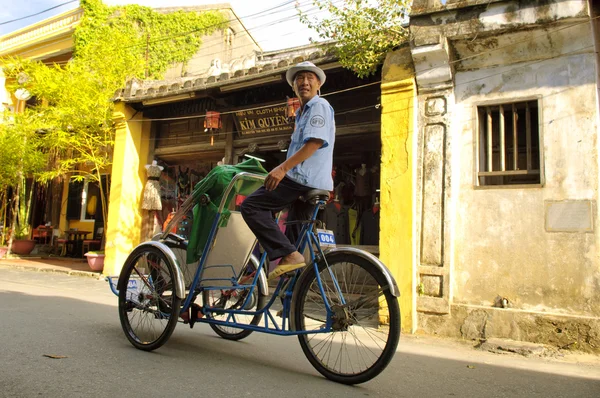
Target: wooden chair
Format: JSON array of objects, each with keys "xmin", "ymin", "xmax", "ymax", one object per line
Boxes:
[
  {"xmin": 54, "ymin": 230, "xmax": 69, "ymax": 256},
  {"xmin": 32, "ymin": 225, "xmax": 52, "ymax": 244},
  {"xmin": 83, "ymin": 227, "xmax": 103, "ymax": 254}
]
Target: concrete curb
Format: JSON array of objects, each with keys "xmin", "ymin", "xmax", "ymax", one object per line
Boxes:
[{"xmin": 0, "ymin": 263, "xmax": 102, "ymax": 279}]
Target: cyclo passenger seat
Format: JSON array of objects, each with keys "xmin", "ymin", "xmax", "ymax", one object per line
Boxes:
[{"xmin": 299, "ymin": 189, "xmax": 330, "ymax": 206}]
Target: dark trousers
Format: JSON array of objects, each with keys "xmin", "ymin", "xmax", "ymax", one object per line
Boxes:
[{"xmin": 241, "ymin": 177, "xmax": 314, "ymax": 261}]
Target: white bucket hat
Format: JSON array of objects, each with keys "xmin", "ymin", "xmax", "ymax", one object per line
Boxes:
[{"xmin": 286, "ymin": 61, "xmax": 326, "ymax": 87}]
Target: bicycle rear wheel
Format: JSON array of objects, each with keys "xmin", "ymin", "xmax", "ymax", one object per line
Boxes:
[
  {"xmin": 118, "ymin": 245, "xmax": 182, "ymax": 351},
  {"xmin": 292, "ymin": 253, "xmax": 400, "ymax": 384},
  {"xmin": 203, "ymin": 260, "xmax": 266, "ymax": 341}
]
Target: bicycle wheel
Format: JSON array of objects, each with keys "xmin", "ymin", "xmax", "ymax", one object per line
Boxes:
[
  {"xmin": 203, "ymin": 262, "xmax": 266, "ymax": 341},
  {"xmin": 118, "ymin": 245, "xmax": 182, "ymax": 351},
  {"xmin": 292, "ymin": 253, "xmax": 400, "ymax": 384}
]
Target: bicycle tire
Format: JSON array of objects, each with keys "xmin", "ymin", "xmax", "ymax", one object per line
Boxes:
[
  {"xmin": 118, "ymin": 245, "xmax": 182, "ymax": 351},
  {"xmin": 292, "ymin": 253, "xmax": 400, "ymax": 384},
  {"xmin": 202, "ymin": 261, "xmax": 266, "ymax": 341}
]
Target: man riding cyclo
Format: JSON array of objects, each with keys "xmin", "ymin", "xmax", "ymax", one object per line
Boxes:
[{"xmin": 241, "ymin": 61, "xmax": 335, "ymax": 280}]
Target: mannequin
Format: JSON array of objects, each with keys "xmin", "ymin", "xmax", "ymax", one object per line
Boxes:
[
  {"xmin": 358, "ymin": 163, "xmax": 367, "ymax": 176},
  {"xmin": 323, "ymin": 194, "xmax": 349, "ymax": 245},
  {"xmin": 354, "ymin": 163, "xmax": 370, "ymax": 198},
  {"xmin": 178, "ymin": 166, "xmax": 190, "ymax": 196},
  {"xmin": 142, "ymin": 160, "xmax": 164, "ymax": 210},
  {"xmin": 142, "ymin": 160, "xmax": 164, "ymax": 237}
]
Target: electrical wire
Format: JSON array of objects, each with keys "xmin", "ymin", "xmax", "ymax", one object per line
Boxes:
[
  {"xmin": 117, "ymin": 39, "xmax": 595, "ymax": 141},
  {"xmin": 37, "ymin": 16, "xmax": 597, "ymax": 118},
  {"xmin": 0, "ymin": 0, "xmax": 78, "ymax": 27},
  {"xmin": 121, "ymin": 16, "xmax": 596, "ymax": 124},
  {"xmin": 17, "ymin": 0, "xmax": 320, "ymax": 68},
  {"xmin": 13, "ymin": 4, "xmax": 597, "ymax": 143},
  {"xmin": 41, "ymin": 1, "xmax": 337, "ymax": 71},
  {"xmin": 41, "ymin": 0, "xmax": 325, "ymax": 65},
  {"xmin": 121, "ymin": 0, "xmax": 318, "ymax": 50}
]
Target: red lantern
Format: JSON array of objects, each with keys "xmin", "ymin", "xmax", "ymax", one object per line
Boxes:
[
  {"xmin": 204, "ymin": 111, "xmax": 222, "ymax": 130},
  {"xmin": 204, "ymin": 111, "xmax": 221, "ymax": 146},
  {"xmin": 286, "ymin": 97, "xmax": 301, "ymax": 118}
]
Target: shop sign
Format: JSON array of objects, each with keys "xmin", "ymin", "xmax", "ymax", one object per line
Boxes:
[{"xmin": 234, "ymin": 104, "xmax": 292, "ymax": 136}]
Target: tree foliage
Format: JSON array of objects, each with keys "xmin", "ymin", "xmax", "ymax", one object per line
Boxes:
[
  {"xmin": 298, "ymin": 0, "xmax": 410, "ymax": 77},
  {"xmin": 1, "ymin": 0, "xmax": 228, "ymax": 246},
  {"xmin": 0, "ymin": 109, "xmax": 48, "ymax": 244},
  {"xmin": 75, "ymin": 0, "xmax": 228, "ymax": 79}
]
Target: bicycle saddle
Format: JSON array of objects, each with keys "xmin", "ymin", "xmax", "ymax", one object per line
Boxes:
[{"xmin": 300, "ymin": 189, "xmax": 330, "ymax": 204}]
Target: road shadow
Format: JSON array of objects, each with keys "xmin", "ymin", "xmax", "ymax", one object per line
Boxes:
[{"xmin": 0, "ymin": 274, "xmax": 599, "ymax": 398}]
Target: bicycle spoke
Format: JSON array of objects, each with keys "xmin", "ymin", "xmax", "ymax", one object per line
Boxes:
[
  {"xmin": 118, "ymin": 246, "xmax": 181, "ymax": 350},
  {"xmin": 203, "ymin": 266, "xmax": 265, "ymax": 340},
  {"xmin": 296, "ymin": 255, "xmax": 400, "ymax": 382}
]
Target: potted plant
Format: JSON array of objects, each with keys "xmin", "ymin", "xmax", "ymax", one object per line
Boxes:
[
  {"xmin": 10, "ymin": 221, "xmax": 36, "ymax": 255},
  {"xmin": 10, "ymin": 180, "xmax": 36, "ymax": 255},
  {"xmin": 0, "ymin": 107, "xmax": 47, "ymax": 257},
  {"xmin": 84, "ymin": 250, "xmax": 105, "ymax": 272}
]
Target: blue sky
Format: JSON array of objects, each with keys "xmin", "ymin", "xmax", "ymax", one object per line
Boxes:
[{"xmin": 0, "ymin": 0, "xmax": 324, "ymax": 51}]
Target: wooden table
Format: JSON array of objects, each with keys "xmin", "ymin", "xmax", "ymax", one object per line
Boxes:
[{"xmin": 65, "ymin": 230, "xmax": 91, "ymax": 257}]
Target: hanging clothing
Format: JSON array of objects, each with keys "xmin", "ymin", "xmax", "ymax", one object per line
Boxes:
[
  {"xmin": 348, "ymin": 207, "xmax": 361, "ymax": 246},
  {"xmin": 142, "ymin": 165, "xmax": 163, "ymax": 210},
  {"xmin": 360, "ymin": 208, "xmax": 380, "ymax": 245},
  {"xmin": 370, "ymin": 168, "xmax": 380, "ymax": 192},
  {"xmin": 355, "ymin": 169, "xmax": 371, "ymax": 197},
  {"xmin": 323, "ymin": 202, "xmax": 350, "ymax": 245}
]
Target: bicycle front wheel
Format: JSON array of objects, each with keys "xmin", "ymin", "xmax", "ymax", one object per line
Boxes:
[
  {"xmin": 118, "ymin": 245, "xmax": 182, "ymax": 351},
  {"xmin": 292, "ymin": 253, "xmax": 400, "ymax": 384}
]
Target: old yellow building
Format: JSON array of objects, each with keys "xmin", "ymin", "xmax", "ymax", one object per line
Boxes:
[{"xmin": 0, "ymin": 4, "xmax": 262, "ymax": 254}]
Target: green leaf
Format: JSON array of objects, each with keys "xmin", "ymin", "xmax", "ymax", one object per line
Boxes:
[{"xmin": 298, "ymin": 0, "xmax": 410, "ymax": 77}]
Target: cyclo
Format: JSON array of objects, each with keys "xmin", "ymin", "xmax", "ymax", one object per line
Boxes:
[{"xmin": 107, "ymin": 171, "xmax": 401, "ymax": 385}]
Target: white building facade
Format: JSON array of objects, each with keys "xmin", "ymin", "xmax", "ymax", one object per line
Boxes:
[{"xmin": 409, "ymin": 0, "xmax": 600, "ymax": 351}]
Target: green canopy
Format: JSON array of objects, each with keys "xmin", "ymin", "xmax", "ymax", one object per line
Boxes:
[{"xmin": 186, "ymin": 158, "xmax": 267, "ymax": 264}]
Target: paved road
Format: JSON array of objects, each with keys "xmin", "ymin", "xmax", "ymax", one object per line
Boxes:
[{"xmin": 0, "ymin": 266, "xmax": 599, "ymax": 398}]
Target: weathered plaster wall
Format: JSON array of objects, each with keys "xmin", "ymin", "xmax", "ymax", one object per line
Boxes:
[
  {"xmin": 164, "ymin": 9, "xmax": 261, "ymax": 79},
  {"xmin": 411, "ymin": 0, "xmax": 600, "ymax": 350},
  {"xmin": 452, "ymin": 47, "xmax": 599, "ymax": 316}
]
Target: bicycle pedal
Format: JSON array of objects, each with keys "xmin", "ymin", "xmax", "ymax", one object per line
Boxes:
[
  {"xmin": 276, "ymin": 309, "xmax": 283, "ymax": 317},
  {"xmin": 188, "ymin": 303, "xmax": 203, "ymax": 329}
]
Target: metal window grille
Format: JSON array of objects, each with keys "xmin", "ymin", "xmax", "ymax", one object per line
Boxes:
[{"xmin": 477, "ymin": 100, "xmax": 541, "ymax": 186}]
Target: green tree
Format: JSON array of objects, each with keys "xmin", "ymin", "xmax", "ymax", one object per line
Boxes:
[
  {"xmin": 2, "ymin": 0, "xmax": 228, "ymax": 248},
  {"xmin": 298, "ymin": 0, "xmax": 410, "ymax": 77},
  {"xmin": 0, "ymin": 108, "xmax": 47, "ymax": 252}
]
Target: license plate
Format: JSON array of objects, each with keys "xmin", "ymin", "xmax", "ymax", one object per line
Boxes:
[
  {"xmin": 317, "ymin": 229, "xmax": 336, "ymax": 248},
  {"xmin": 126, "ymin": 277, "xmax": 151, "ymax": 304}
]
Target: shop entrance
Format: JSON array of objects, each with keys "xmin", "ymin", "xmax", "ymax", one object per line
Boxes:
[{"xmin": 238, "ymin": 132, "xmax": 381, "ymax": 253}]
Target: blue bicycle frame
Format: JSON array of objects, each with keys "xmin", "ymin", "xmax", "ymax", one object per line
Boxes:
[
  {"xmin": 181, "ymin": 176, "xmax": 344, "ymax": 336},
  {"xmin": 107, "ymin": 172, "xmax": 348, "ymax": 336}
]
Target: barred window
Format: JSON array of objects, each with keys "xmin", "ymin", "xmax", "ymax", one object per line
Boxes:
[{"xmin": 477, "ymin": 100, "xmax": 541, "ymax": 186}]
